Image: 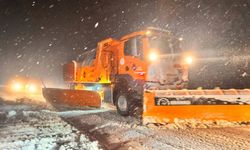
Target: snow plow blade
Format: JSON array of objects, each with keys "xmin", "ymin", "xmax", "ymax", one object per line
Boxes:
[
  {"xmin": 42, "ymin": 88, "xmax": 101, "ymax": 110},
  {"xmin": 143, "ymin": 89, "xmax": 250, "ymax": 124}
]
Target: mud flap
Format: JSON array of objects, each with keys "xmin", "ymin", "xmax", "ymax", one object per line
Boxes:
[
  {"xmin": 42, "ymin": 88, "xmax": 101, "ymax": 110},
  {"xmin": 143, "ymin": 90, "xmax": 250, "ymax": 124}
]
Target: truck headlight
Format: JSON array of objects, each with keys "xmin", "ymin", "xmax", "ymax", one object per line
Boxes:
[
  {"xmin": 149, "ymin": 52, "xmax": 158, "ymax": 61},
  {"xmin": 146, "ymin": 30, "xmax": 151, "ymax": 35},
  {"xmin": 185, "ymin": 56, "xmax": 193, "ymax": 65}
]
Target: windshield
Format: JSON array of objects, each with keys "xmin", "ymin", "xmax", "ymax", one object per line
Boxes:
[
  {"xmin": 148, "ymin": 35, "xmax": 181, "ymax": 54},
  {"xmin": 78, "ymin": 49, "xmax": 96, "ymax": 66}
]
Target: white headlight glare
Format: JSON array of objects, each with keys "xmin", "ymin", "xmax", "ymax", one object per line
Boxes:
[
  {"xmin": 27, "ymin": 84, "xmax": 37, "ymax": 93},
  {"xmin": 149, "ymin": 52, "xmax": 158, "ymax": 61},
  {"xmin": 12, "ymin": 82, "xmax": 22, "ymax": 92},
  {"xmin": 185, "ymin": 56, "xmax": 193, "ymax": 64}
]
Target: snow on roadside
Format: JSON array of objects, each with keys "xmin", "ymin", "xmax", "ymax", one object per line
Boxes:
[
  {"xmin": 0, "ymin": 108, "xmax": 101, "ymax": 150},
  {"xmin": 6, "ymin": 110, "xmax": 16, "ymax": 118},
  {"xmin": 145, "ymin": 118, "xmax": 250, "ymax": 130}
]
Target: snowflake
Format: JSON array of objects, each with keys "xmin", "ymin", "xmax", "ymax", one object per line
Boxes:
[
  {"xmin": 17, "ymin": 55, "xmax": 22, "ymax": 59},
  {"xmin": 94, "ymin": 22, "xmax": 99, "ymax": 28},
  {"xmin": 49, "ymin": 4, "xmax": 54, "ymax": 8},
  {"xmin": 242, "ymin": 72, "xmax": 248, "ymax": 77}
]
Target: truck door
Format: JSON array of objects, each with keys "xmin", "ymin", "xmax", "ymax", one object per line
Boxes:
[{"xmin": 119, "ymin": 36, "xmax": 147, "ymax": 80}]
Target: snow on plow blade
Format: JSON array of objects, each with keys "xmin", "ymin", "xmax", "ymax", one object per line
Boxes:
[
  {"xmin": 143, "ymin": 89, "xmax": 250, "ymax": 124},
  {"xmin": 42, "ymin": 88, "xmax": 101, "ymax": 110}
]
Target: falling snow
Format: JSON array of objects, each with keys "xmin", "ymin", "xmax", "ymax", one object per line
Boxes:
[
  {"xmin": 32, "ymin": 1, "xmax": 35, "ymax": 7},
  {"xmin": 17, "ymin": 55, "xmax": 22, "ymax": 59},
  {"xmin": 94, "ymin": 22, "xmax": 99, "ymax": 28},
  {"xmin": 152, "ymin": 18, "xmax": 158, "ymax": 23},
  {"xmin": 49, "ymin": 4, "xmax": 54, "ymax": 8},
  {"xmin": 242, "ymin": 72, "xmax": 248, "ymax": 77},
  {"xmin": 0, "ymin": 0, "xmax": 249, "ymax": 88}
]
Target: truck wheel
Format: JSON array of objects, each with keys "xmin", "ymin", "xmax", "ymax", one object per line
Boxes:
[{"xmin": 115, "ymin": 91, "xmax": 131, "ymax": 116}]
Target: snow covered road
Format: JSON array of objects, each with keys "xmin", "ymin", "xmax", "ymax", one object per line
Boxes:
[
  {"xmin": 64, "ymin": 111, "xmax": 250, "ymax": 150},
  {"xmin": 0, "ymin": 103, "xmax": 101, "ymax": 150}
]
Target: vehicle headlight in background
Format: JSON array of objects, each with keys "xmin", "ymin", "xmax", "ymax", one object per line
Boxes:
[
  {"xmin": 185, "ymin": 56, "xmax": 193, "ymax": 65},
  {"xmin": 27, "ymin": 84, "xmax": 37, "ymax": 93},
  {"xmin": 11, "ymin": 82, "xmax": 23, "ymax": 92},
  {"xmin": 10, "ymin": 82, "xmax": 38, "ymax": 93},
  {"xmin": 149, "ymin": 52, "xmax": 158, "ymax": 61}
]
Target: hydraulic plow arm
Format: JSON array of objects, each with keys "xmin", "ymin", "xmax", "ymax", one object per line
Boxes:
[{"xmin": 143, "ymin": 89, "xmax": 250, "ymax": 124}]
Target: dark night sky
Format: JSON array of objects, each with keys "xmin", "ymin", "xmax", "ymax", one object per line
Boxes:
[{"xmin": 0, "ymin": 0, "xmax": 249, "ymax": 88}]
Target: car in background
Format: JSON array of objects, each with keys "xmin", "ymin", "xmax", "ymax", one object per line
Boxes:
[{"xmin": 3, "ymin": 77, "xmax": 44, "ymax": 103}]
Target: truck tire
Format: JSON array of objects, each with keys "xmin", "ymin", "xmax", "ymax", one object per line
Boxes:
[{"xmin": 115, "ymin": 90, "xmax": 131, "ymax": 116}]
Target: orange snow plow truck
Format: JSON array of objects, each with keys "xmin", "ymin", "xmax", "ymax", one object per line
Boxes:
[{"xmin": 43, "ymin": 27, "xmax": 250, "ymax": 124}]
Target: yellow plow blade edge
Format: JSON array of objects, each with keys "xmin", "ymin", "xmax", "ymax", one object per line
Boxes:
[
  {"xmin": 42, "ymin": 88, "xmax": 101, "ymax": 109},
  {"xmin": 143, "ymin": 90, "xmax": 250, "ymax": 124}
]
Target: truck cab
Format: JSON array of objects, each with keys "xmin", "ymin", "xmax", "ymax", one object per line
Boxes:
[{"xmin": 117, "ymin": 28, "xmax": 190, "ymax": 90}]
